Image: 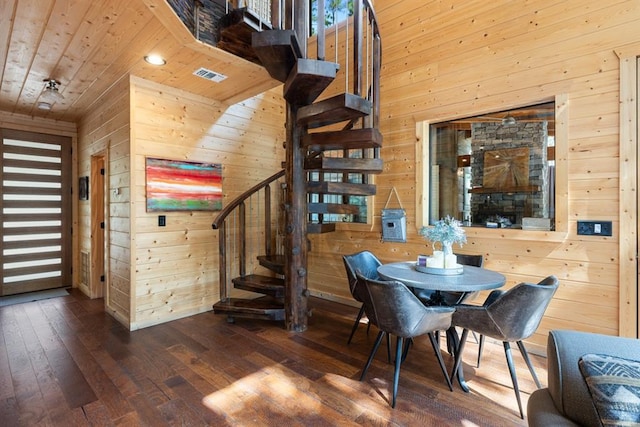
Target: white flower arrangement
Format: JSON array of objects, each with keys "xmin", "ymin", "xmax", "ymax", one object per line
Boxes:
[{"xmin": 419, "ymin": 215, "xmax": 467, "ymax": 248}]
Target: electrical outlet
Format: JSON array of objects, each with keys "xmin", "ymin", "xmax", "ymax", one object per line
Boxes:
[
  {"xmin": 158, "ymin": 215, "xmax": 166, "ymax": 227},
  {"xmin": 577, "ymin": 220, "xmax": 612, "ymax": 236}
]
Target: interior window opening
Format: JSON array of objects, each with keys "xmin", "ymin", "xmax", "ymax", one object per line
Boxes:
[{"xmin": 429, "ymin": 102, "xmax": 556, "ymax": 231}]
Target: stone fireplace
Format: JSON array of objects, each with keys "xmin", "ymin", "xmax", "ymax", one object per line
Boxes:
[{"xmin": 469, "ymin": 122, "xmax": 549, "ymax": 227}]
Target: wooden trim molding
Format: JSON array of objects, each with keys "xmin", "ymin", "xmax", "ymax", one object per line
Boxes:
[{"xmin": 618, "ymin": 54, "xmax": 639, "ymax": 338}]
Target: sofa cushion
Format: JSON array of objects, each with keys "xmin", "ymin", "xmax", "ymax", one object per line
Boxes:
[
  {"xmin": 546, "ymin": 330, "xmax": 640, "ymax": 426},
  {"xmin": 578, "ymin": 353, "xmax": 640, "ymax": 426}
]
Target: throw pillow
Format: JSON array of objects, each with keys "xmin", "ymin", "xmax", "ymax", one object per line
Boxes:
[{"xmin": 579, "ymin": 353, "xmax": 640, "ymax": 426}]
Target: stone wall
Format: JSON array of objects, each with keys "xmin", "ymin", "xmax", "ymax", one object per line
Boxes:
[
  {"xmin": 470, "ymin": 122, "xmax": 549, "ymax": 226},
  {"xmin": 167, "ymin": 0, "xmax": 228, "ymax": 46}
]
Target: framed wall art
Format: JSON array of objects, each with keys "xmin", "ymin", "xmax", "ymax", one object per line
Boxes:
[
  {"xmin": 79, "ymin": 176, "xmax": 89, "ymax": 200},
  {"xmin": 145, "ymin": 157, "xmax": 223, "ymax": 212}
]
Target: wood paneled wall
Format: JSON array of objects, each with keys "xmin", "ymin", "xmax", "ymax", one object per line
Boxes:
[
  {"xmin": 78, "ymin": 76, "xmax": 285, "ymax": 330},
  {"xmin": 306, "ymin": 0, "xmax": 639, "ymax": 351},
  {"xmin": 129, "ymin": 77, "xmax": 284, "ymax": 329},
  {"xmin": 78, "ymin": 75, "xmax": 132, "ymax": 326}
]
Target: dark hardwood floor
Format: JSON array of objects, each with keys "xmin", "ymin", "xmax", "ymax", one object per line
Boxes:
[{"xmin": 0, "ymin": 289, "xmax": 546, "ymax": 426}]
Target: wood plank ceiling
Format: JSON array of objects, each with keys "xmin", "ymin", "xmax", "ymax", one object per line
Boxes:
[{"xmin": 0, "ymin": 0, "xmax": 279, "ymax": 122}]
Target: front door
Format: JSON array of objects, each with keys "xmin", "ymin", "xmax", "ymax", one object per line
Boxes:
[{"xmin": 0, "ymin": 129, "xmax": 72, "ymax": 296}]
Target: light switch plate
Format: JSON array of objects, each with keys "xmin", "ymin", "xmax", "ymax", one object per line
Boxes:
[{"xmin": 577, "ymin": 220, "xmax": 612, "ymax": 236}]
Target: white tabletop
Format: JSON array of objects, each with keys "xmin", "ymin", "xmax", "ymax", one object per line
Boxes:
[{"xmin": 377, "ymin": 261, "xmax": 505, "ymax": 292}]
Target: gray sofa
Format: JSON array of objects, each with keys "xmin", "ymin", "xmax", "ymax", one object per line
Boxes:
[{"xmin": 527, "ymin": 329, "xmax": 640, "ymax": 426}]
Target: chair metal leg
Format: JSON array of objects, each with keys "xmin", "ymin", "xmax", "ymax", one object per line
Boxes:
[
  {"xmin": 348, "ymin": 304, "xmax": 366, "ymax": 344},
  {"xmin": 360, "ymin": 331, "xmax": 386, "ymax": 381},
  {"xmin": 392, "ymin": 336, "xmax": 404, "ymax": 408},
  {"xmin": 503, "ymin": 341, "xmax": 524, "ymax": 419},
  {"xmin": 450, "ymin": 328, "xmax": 470, "ymax": 382},
  {"xmin": 399, "ymin": 337, "xmax": 416, "ymax": 363},
  {"xmin": 386, "ymin": 333, "xmax": 391, "ymax": 363},
  {"xmin": 428, "ymin": 332, "xmax": 453, "ymax": 391},
  {"xmin": 477, "ymin": 334, "xmax": 485, "ymax": 367},
  {"xmin": 516, "ymin": 340, "xmax": 542, "ymax": 388}
]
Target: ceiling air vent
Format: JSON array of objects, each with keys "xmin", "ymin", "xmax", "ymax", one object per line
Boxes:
[{"xmin": 193, "ymin": 67, "xmax": 227, "ymax": 83}]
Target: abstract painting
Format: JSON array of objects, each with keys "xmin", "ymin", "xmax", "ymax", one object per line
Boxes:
[{"xmin": 145, "ymin": 157, "xmax": 222, "ymax": 211}]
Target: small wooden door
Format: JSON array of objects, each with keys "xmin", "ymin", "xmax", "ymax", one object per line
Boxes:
[{"xmin": 90, "ymin": 155, "xmax": 106, "ymax": 298}]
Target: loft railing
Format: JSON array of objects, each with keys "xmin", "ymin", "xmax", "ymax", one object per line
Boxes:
[
  {"xmin": 222, "ymin": 0, "xmax": 381, "ymax": 123},
  {"xmin": 212, "ymin": 170, "xmax": 286, "ymax": 301}
]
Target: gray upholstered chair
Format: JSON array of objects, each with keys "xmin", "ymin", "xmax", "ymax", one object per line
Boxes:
[
  {"xmin": 357, "ymin": 272, "xmax": 455, "ymax": 408},
  {"xmin": 450, "ymin": 275, "xmax": 559, "ymax": 418},
  {"xmin": 413, "ymin": 253, "xmax": 484, "ymax": 354},
  {"xmin": 342, "ymin": 250, "xmax": 382, "ymax": 344}
]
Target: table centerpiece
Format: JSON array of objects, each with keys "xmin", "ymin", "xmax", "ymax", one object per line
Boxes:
[{"xmin": 418, "ymin": 215, "xmax": 467, "ymax": 271}]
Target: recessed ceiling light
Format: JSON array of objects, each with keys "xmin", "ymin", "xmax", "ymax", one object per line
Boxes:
[{"xmin": 144, "ymin": 54, "xmax": 166, "ymax": 66}]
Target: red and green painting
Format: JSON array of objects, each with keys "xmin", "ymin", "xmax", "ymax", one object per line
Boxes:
[{"xmin": 145, "ymin": 157, "xmax": 222, "ymax": 211}]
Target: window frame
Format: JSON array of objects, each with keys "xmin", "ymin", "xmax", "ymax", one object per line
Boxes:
[{"xmin": 416, "ymin": 94, "xmax": 568, "ymax": 241}]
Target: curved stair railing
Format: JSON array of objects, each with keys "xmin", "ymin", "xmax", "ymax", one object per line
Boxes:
[{"xmin": 211, "ymin": 170, "xmax": 286, "ymax": 320}]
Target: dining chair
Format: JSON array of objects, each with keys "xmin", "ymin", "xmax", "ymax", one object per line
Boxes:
[
  {"xmin": 449, "ymin": 275, "xmax": 559, "ymax": 419},
  {"xmin": 357, "ymin": 272, "xmax": 456, "ymax": 408},
  {"xmin": 413, "ymin": 253, "xmax": 484, "ymax": 354},
  {"xmin": 342, "ymin": 250, "xmax": 382, "ymax": 344}
]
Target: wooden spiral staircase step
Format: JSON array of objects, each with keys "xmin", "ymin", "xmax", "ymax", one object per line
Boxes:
[
  {"xmin": 231, "ymin": 274, "xmax": 285, "ymax": 298},
  {"xmin": 306, "ymin": 181, "xmax": 377, "ymax": 196},
  {"xmin": 212, "ymin": 297, "xmax": 285, "ymax": 322},
  {"xmin": 297, "ymin": 93, "xmax": 372, "ymax": 129},
  {"xmin": 303, "ymin": 128, "xmax": 382, "ymax": 151},
  {"xmin": 252, "ymin": 30, "xmax": 302, "ymax": 82},
  {"xmin": 283, "ymin": 59, "xmax": 339, "ymax": 105},
  {"xmin": 257, "ymin": 254, "xmax": 286, "ymax": 275},
  {"xmin": 304, "ymin": 157, "xmax": 384, "ymax": 174},
  {"xmin": 217, "ymin": 8, "xmax": 271, "ymax": 65},
  {"xmin": 308, "ymin": 203, "xmax": 361, "ymax": 215}
]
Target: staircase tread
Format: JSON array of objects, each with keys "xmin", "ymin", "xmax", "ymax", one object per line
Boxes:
[
  {"xmin": 252, "ymin": 29, "xmax": 302, "ymax": 82},
  {"xmin": 213, "ymin": 297, "xmax": 285, "ymax": 321},
  {"xmin": 306, "ymin": 181, "xmax": 377, "ymax": 196},
  {"xmin": 298, "ymin": 93, "xmax": 371, "ymax": 129},
  {"xmin": 307, "ymin": 223, "xmax": 336, "ymax": 234},
  {"xmin": 303, "ymin": 128, "xmax": 382, "ymax": 151},
  {"xmin": 232, "ymin": 274, "xmax": 285, "ymax": 298},
  {"xmin": 257, "ymin": 255, "xmax": 286, "ymax": 275},
  {"xmin": 217, "ymin": 8, "xmax": 270, "ymax": 65},
  {"xmin": 308, "ymin": 203, "xmax": 361, "ymax": 214},
  {"xmin": 284, "ymin": 59, "xmax": 339, "ymax": 106},
  {"xmin": 305, "ymin": 157, "xmax": 384, "ymax": 174}
]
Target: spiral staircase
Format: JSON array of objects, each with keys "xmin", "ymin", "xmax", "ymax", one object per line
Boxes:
[{"xmin": 208, "ymin": 0, "xmax": 382, "ymax": 331}]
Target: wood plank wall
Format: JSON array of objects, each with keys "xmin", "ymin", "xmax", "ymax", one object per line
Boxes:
[
  {"xmin": 129, "ymin": 77, "xmax": 285, "ymax": 329},
  {"xmin": 306, "ymin": 0, "xmax": 640, "ymax": 352},
  {"xmin": 77, "ymin": 76, "xmax": 285, "ymax": 330},
  {"xmin": 78, "ymin": 75, "xmax": 132, "ymax": 326}
]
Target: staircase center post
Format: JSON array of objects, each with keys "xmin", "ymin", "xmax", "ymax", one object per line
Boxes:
[{"xmin": 284, "ymin": 104, "xmax": 308, "ymax": 332}]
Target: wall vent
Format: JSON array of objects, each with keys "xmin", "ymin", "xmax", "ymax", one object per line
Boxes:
[
  {"xmin": 81, "ymin": 251, "xmax": 90, "ymax": 286},
  {"xmin": 193, "ymin": 67, "xmax": 227, "ymax": 83}
]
